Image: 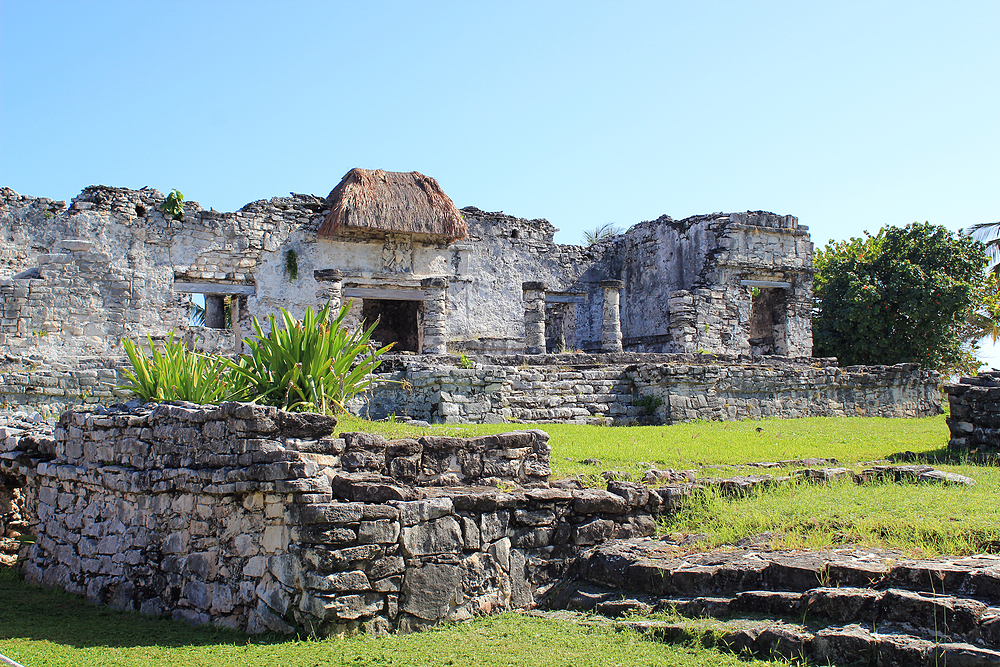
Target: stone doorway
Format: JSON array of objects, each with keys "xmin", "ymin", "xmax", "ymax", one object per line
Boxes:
[
  {"xmin": 362, "ymin": 299, "xmax": 421, "ymax": 352},
  {"xmin": 748, "ymin": 287, "xmax": 786, "ymax": 355}
]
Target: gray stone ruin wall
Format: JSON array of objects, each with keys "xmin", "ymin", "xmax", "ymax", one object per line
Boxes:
[
  {"xmin": 945, "ymin": 372, "xmax": 1000, "ymax": 453},
  {"xmin": 7, "ymin": 402, "xmax": 659, "ymax": 635},
  {"xmin": 0, "ymin": 186, "xmax": 818, "ymax": 374},
  {"xmin": 606, "ymin": 212, "xmax": 813, "ymax": 356},
  {"xmin": 357, "ymin": 355, "xmax": 942, "ymax": 425}
]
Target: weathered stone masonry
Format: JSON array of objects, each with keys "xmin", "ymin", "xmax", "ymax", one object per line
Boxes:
[
  {"xmin": 945, "ymin": 371, "xmax": 1000, "ymax": 454},
  {"xmin": 0, "ymin": 178, "xmax": 942, "ymax": 426},
  {"xmin": 5, "ymin": 402, "xmax": 660, "ymax": 635},
  {"xmin": 360, "ymin": 355, "xmax": 942, "ymax": 425}
]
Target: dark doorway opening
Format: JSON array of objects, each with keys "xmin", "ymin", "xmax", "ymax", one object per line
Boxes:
[
  {"xmin": 748, "ymin": 288, "xmax": 786, "ymax": 355},
  {"xmin": 362, "ymin": 299, "xmax": 421, "ymax": 352}
]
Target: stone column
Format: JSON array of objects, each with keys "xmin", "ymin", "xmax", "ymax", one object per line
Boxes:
[
  {"xmin": 421, "ymin": 277, "xmax": 448, "ymax": 354},
  {"xmin": 230, "ymin": 295, "xmax": 243, "ymax": 355},
  {"xmin": 599, "ymin": 280, "xmax": 624, "ymax": 353},
  {"xmin": 204, "ymin": 295, "xmax": 226, "ymax": 329},
  {"xmin": 522, "ymin": 281, "xmax": 546, "ymax": 355},
  {"xmin": 314, "ymin": 269, "xmax": 343, "ymax": 310}
]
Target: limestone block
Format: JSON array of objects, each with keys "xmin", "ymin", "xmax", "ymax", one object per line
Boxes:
[
  {"xmin": 400, "ymin": 516, "xmax": 463, "ymax": 557},
  {"xmin": 392, "ymin": 498, "xmax": 454, "ymax": 527},
  {"xmin": 400, "ymin": 562, "xmax": 462, "ymax": 621}
]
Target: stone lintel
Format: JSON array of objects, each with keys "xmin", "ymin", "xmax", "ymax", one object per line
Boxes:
[{"xmin": 173, "ymin": 282, "xmax": 256, "ymax": 295}]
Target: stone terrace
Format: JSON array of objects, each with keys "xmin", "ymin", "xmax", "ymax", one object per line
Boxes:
[{"xmin": 4, "ymin": 402, "xmax": 661, "ymax": 635}]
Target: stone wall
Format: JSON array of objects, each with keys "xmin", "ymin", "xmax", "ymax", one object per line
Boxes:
[
  {"xmin": 945, "ymin": 371, "xmax": 1000, "ymax": 453},
  {"xmin": 7, "ymin": 402, "xmax": 659, "ymax": 635},
  {"xmin": 606, "ymin": 212, "xmax": 814, "ymax": 357},
  {"xmin": 358, "ymin": 354, "xmax": 942, "ymax": 425},
  {"xmin": 0, "ymin": 185, "xmax": 815, "ymax": 365},
  {"xmin": 0, "ymin": 357, "xmax": 122, "ymax": 414}
]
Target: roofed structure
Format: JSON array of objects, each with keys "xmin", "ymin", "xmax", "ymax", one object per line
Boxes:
[{"xmin": 318, "ymin": 168, "xmax": 467, "ymax": 241}]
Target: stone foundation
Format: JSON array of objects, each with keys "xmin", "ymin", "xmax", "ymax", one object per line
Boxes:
[{"xmin": 945, "ymin": 372, "xmax": 1000, "ymax": 454}]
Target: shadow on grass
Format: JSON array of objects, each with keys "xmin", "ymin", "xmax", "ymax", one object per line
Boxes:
[{"xmin": 0, "ymin": 575, "xmax": 285, "ymax": 649}]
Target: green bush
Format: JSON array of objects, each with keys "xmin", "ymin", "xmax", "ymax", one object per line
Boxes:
[
  {"xmin": 812, "ymin": 223, "xmax": 986, "ymax": 371},
  {"xmin": 118, "ymin": 333, "xmax": 239, "ymax": 404},
  {"xmin": 225, "ymin": 301, "xmax": 392, "ymax": 413}
]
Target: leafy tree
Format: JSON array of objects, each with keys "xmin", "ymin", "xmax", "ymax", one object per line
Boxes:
[
  {"xmin": 812, "ymin": 223, "xmax": 986, "ymax": 372},
  {"xmin": 963, "ymin": 272, "xmax": 1000, "ymax": 347}
]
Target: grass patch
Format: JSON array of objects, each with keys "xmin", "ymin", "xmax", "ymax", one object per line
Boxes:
[
  {"xmin": 662, "ymin": 469, "xmax": 1000, "ymax": 556},
  {"xmin": 336, "ymin": 414, "xmax": 950, "ymax": 476},
  {"xmin": 0, "ymin": 578, "xmax": 778, "ymax": 667}
]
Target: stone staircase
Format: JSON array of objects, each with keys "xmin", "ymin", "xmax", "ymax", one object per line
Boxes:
[{"xmin": 542, "ymin": 540, "xmax": 1000, "ymax": 665}]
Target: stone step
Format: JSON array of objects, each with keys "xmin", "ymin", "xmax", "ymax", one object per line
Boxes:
[
  {"xmin": 546, "ymin": 540, "xmax": 1000, "ymax": 665},
  {"xmin": 577, "ymin": 541, "xmax": 1000, "ymax": 599},
  {"xmin": 549, "ymin": 581, "xmax": 1000, "ymax": 641},
  {"xmin": 526, "ymin": 609, "xmax": 1000, "ymax": 666}
]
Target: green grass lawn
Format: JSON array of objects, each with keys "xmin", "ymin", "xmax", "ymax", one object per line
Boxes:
[
  {"xmin": 337, "ymin": 413, "xmax": 950, "ymax": 474},
  {"xmin": 0, "ymin": 574, "xmax": 778, "ymax": 667},
  {"xmin": 338, "ymin": 413, "xmax": 998, "ymax": 556},
  {"xmin": 3, "ymin": 413, "xmax": 984, "ymax": 665}
]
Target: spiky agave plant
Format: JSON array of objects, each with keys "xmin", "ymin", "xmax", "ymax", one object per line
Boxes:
[
  {"xmin": 118, "ymin": 333, "xmax": 239, "ymax": 404},
  {"xmin": 225, "ymin": 300, "xmax": 393, "ymax": 413}
]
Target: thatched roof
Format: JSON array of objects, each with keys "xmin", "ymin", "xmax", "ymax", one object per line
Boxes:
[{"xmin": 318, "ymin": 168, "xmax": 466, "ymax": 241}]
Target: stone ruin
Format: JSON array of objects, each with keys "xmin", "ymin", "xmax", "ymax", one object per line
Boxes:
[
  {"xmin": 0, "ymin": 170, "xmax": 972, "ymax": 664},
  {"xmin": 0, "ymin": 170, "xmax": 941, "ymax": 423},
  {"xmin": 5, "ymin": 402, "xmax": 1000, "ymax": 664},
  {"xmin": 2, "ymin": 401, "xmax": 660, "ymax": 635},
  {"xmin": 946, "ymin": 371, "xmax": 1000, "ymax": 457}
]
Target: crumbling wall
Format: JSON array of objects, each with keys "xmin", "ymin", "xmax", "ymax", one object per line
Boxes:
[
  {"xmin": 10, "ymin": 402, "xmax": 658, "ymax": 635},
  {"xmin": 609, "ymin": 212, "xmax": 813, "ymax": 356},
  {"xmin": 357, "ymin": 355, "xmax": 941, "ymax": 424},
  {"xmin": 0, "ymin": 186, "xmax": 818, "ymax": 363},
  {"xmin": 945, "ymin": 372, "xmax": 1000, "ymax": 453}
]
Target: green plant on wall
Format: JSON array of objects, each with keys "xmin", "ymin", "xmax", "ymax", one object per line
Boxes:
[
  {"xmin": 285, "ymin": 249, "xmax": 298, "ymax": 281},
  {"xmin": 633, "ymin": 394, "xmax": 663, "ymax": 414},
  {"xmin": 160, "ymin": 189, "xmax": 185, "ymax": 219}
]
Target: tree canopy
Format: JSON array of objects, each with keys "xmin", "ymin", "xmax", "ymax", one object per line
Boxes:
[{"xmin": 812, "ymin": 223, "xmax": 987, "ymax": 372}]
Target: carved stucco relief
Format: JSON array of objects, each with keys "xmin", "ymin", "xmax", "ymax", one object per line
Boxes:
[{"xmin": 382, "ymin": 233, "xmax": 413, "ymax": 273}]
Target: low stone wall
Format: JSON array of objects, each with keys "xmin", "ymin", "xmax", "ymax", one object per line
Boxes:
[
  {"xmin": 360, "ymin": 354, "xmax": 942, "ymax": 424},
  {"xmin": 945, "ymin": 371, "xmax": 1000, "ymax": 453},
  {"xmin": 0, "ymin": 357, "xmax": 122, "ymax": 414},
  {"xmin": 0, "ymin": 352, "xmax": 941, "ymax": 427},
  {"xmin": 7, "ymin": 402, "xmax": 659, "ymax": 635}
]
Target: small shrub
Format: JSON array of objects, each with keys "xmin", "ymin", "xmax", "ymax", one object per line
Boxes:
[
  {"xmin": 160, "ymin": 189, "xmax": 185, "ymax": 219},
  {"xmin": 459, "ymin": 353, "xmax": 473, "ymax": 369},
  {"xmin": 634, "ymin": 394, "xmax": 663, "ymax": 414}
]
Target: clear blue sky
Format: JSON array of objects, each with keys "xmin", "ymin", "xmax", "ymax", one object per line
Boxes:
[{"xmin": 3, "ymin": 0, "xmax": 996, "ymax": 249}]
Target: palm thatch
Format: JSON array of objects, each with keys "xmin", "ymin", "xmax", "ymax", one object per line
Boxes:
[{"xmin": 318, "ymin": 168, "xmax": 466, "ymax": 241}]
